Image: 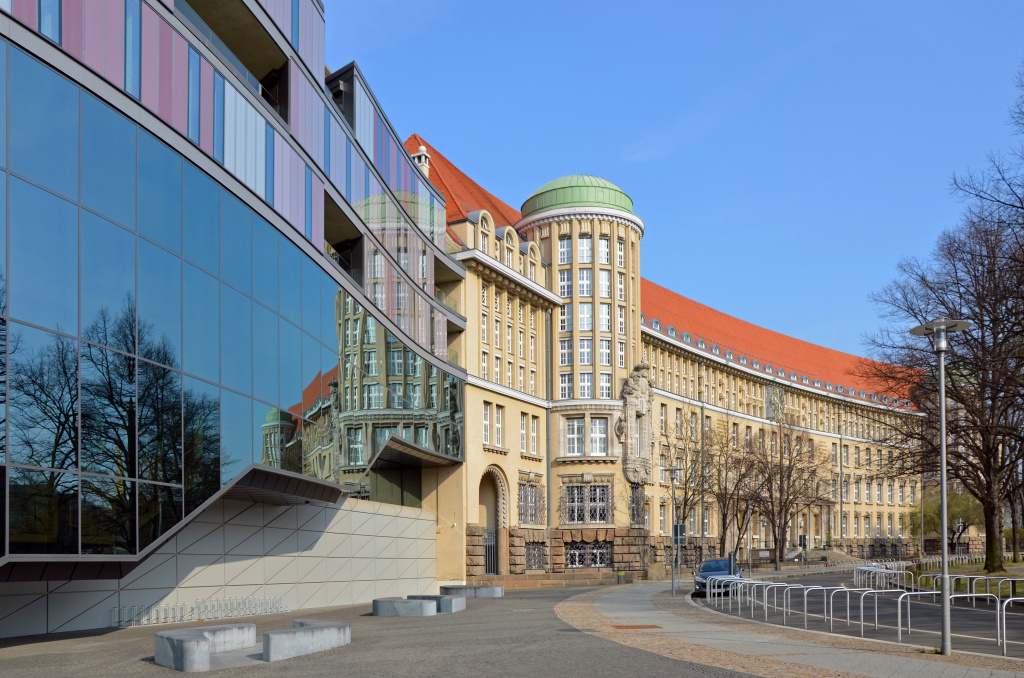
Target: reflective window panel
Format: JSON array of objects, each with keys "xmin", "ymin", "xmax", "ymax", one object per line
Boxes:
[
  {"xmin": 138, "ymin": 131, "xmax": 183, "ymax": 253},
  {"xmin": 81, "ymin": 475, "xmax": 136, "ymax": 555},
  {"xmin": 82, "ymin": 94, "xmax": 136, "ymax": 229},
  {"xmin": 8, "ymin": 467, "xmax": 78, "ymax": 554},
  {"xmin": 138, "ymin": 239, "xmax": 182, "ymax": 368},
  {"xmin": 80, "ymin": 341, "xmax": 137, "ymax": 477},
  {"xmin": 138, "ymin": 360, "xmax": 183, "ymax": 484},
  {"xmin": 138, "ymin": 482, "xmax": 182, "ymax": 550},
  {"xmin": 183, "ymin": 376, "xmax": 220, "ymax": 515},
  {"xmin": 80, "ymin": 211, "xmax": 135, "ymax": 351}
]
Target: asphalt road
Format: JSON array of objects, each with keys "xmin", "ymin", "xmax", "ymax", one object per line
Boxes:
[
  {"xmin": 0, "ymin": 587, "xmax": 756, "ymax": 678},
  {"xmin": 696, "ymin": 571, "xmax": 1024, "ymax": 657}
]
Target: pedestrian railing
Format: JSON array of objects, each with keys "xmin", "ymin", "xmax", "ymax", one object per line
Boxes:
[{"xmin": 110, "ymin": 595, "xmax": 289, "ymax": 629}]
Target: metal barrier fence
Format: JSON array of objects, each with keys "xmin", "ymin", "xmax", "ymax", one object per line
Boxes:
[
  {"xmin": 110, "ymin": 595, "xmax": 289, "ymax": 629},
  {"xmin": 702, "ymin": 565, "xmax": 1010, "ymax": 651}
]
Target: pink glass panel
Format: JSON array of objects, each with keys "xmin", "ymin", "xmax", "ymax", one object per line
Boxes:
[
  {"xmin": 199, "ymin": 57, "xmax": 214, "ymax": 154},
  {"xmin": 102, "ymin": 0, "xmax": 124, "ymax": 89},
  {"xmin": 171, "ymin": 30, "xmax": 188, "ymax": 135},
  {"xmin": 141, "ymin": 4, "xmax": 160, "ymax": 110},
  {"xmin": 11, "ymin": 0, "xmax": 37, "ymax": 30},
  {"xmin": 61, "ymin": 0, "xmax": 83, "ymax": 60},
  {"xmin": 158, "ymin": 19, "xmax": 173, "ymax": 123},
  {"xmin": 82, "ymin": 0, "xmax": 105, "ymax": 75}
]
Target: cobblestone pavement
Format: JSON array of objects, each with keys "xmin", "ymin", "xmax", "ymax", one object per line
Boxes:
[{"xmin": 554, "ymin": 582, "xmax": 1024, "ymax": 678}]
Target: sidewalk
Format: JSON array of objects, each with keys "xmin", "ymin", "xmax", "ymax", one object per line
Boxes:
[{"xmin": 554, "ymin": 583, "xmax": 1024, "ymax": 678}]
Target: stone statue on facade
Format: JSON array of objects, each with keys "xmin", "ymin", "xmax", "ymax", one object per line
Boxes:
[{"xmin": 620, "ymin": 363, "xmax": 654, "ymax": 485}]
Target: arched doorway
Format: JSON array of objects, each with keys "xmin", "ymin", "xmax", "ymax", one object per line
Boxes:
[{"xmin": 478, "ymin": 466, "xmax": 509, "ymax": 575}]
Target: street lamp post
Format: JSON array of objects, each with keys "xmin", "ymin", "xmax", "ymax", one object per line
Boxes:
[
  {"xmin": 670, "ymin": 466, "xmax": 681, "ymax": 595},
  {"xmin": 911, "ymin": 317, "xmax": 971, "ymax": 657}
]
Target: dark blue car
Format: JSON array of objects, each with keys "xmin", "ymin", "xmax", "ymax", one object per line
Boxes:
[{"xmin": 692, "ymin": 558, "xmax": 739, "ymax": 596}]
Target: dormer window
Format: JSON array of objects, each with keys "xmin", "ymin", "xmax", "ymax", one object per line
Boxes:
[
  {"xmin": 711, "ymin": 345, "xmax": 720, "ymax": 355},
  {"xmin": 652, "ymin": 319, "xmax": 661, "ymax": 330},
  {"xmin": 738, "ymin": 355, "xmax": 748, "ymax": 365},
  {"xmin": 696, "ymin": 339, "xmax": 706, "ymax": 349},
  {"xmin": 751, "ymin": 360, "xmax": 760, "ymax": 369},
  {"xmin": 724, "ymin": 350, "xmax": 734, "ymax": 360},
  {"xmin": 668, "ymin": 327, "xmax": 677, "ymax": 337},
  {"xmin": 812, "ymin": 379, "xmax": 821, "ymax": 387},
  {"xmin": 682, "ymin": 333, "xmax": 692, "ymax": 343}
]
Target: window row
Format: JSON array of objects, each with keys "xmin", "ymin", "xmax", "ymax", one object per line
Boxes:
[
  {"xmin": 557, "ymin": 236, "xmax": 625, "ymax": 267},
  {"xmin": 558, "ymin": 373, "xmax": 614, "ymax": 400}
]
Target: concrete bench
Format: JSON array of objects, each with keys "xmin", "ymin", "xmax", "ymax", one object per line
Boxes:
[
  {"xmin": 263, "ymin": 619, "xmax": 351, "ymax": 663},
  {"xmin": 407, "ymin": 595, "xmax": 466, "ymax": 614},
  {"xmin": 372, "ymin": 597, "xmax": 437, "ymax": 616},
  {"xmin": 154, "ymin": 623, "xmax": 257, "ymax": 672},
  {"xmin": 439, "ymin": 585, "xmax": 504, "ymax": 598}
]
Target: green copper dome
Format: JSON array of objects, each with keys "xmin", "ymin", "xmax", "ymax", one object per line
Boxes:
[
  {"xmin": 520, "ymin": 175, "xmax": 633, "ymax": 218},
  {"xmin": 263, "ymin": 407, "xmax": 294, "ymax": 426}
]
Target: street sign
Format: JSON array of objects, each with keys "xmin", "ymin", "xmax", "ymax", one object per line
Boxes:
[{"xmin": 673, "ymin": 523, "xmax": 687, "ymax": 546}]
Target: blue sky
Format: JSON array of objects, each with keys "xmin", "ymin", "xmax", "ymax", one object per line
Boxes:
[{"xmin": 323, "ymin": 1, "xmax": 1024, "ymax": 358}]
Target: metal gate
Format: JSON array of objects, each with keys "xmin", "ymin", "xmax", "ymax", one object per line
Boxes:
[{"xmin": 484, "ymin": 527, "xmax": 497, "ymax": 575}]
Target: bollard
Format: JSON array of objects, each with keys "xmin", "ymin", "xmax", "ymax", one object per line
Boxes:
[{"xmin": 617, "ymin": 571, "xmax": 625, "ymax": 584}]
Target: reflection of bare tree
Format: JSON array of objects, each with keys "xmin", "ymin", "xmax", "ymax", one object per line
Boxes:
[
  {"xmin": 8, "ymin": 294, "xmax": 223, "ymax": 554},
  {"xmin": 9, "ymin": 328, "xmax": 79, "ymax": 470}
]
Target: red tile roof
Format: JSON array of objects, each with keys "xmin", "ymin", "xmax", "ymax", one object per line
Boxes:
[
  {"xmin": 410, "ymin": 136, "xmax": 902, "ymax": 405},
  {"xmin": 405, "ymin": 134, "xmax": 522, "ymax": 227},
  {"xmin": 640, "ymin": 278, "xmax": 900, "ymax": 401}
]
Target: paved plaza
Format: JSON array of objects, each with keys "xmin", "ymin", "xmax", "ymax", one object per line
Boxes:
[{"xmin": 3, "ymin": 579, "xmax": 1024, "ymax": 677}]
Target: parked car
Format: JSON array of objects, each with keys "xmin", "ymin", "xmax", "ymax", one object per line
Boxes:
[{"xmin": 692, "ymin": 558, "xmax": 740, "ymax": 596}]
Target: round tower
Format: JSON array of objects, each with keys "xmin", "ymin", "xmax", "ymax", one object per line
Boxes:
[{"xmin": 517, "ymin": 175, "xmax": 649, "ymax": 534}]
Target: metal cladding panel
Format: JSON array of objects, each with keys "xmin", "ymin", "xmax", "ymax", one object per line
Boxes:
[
  {"xmin": 11, "ymin": 0, "xmax": 35, "ymax": 30},
  {"xmin": 170, "ymin": 28, "xmax": 189, "ymax": 135},
  {"xmin": 61, "ymin": 0, "xmax": 83, "ymax": 59},
  {"xmin": 102, "ymin": 0, "xmax": 124, "ymax": 89},
  {"xmin": 199, "ymin": 56, "xmax": 214, "ymax": 154},
  {"xmin": 257, "ymin": 0, "xmax": 290, "ymax": 41},
  {"xmin": 140, "ymin": 3, "xmax": 160, "ymax": 110},
  {"xmin": 157, "ymin": 18, "xmax": 173, "ymax": 122}
]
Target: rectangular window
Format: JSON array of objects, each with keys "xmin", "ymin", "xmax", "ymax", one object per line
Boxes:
[
  {"xmin": 560, "ymin": 373, "xmax": 574, "ymax": 399},
  {"xmin": 187, "ymin": 46, "xmax": 201, "ymax": 144},
  {"xmin": 579, "ymin": 338, "xmax": 592, "ymax": 365},
  {"xmin": 506, "ymin": 324, "xmax": 512, "ymax": 352},
  {"xmin": 519, "ymin": 483, "xmax": 543, "ymax": 524},
  {"xmin": 388, "ymin": 349, "xmax": 403, "ymax": 376},
  {"xmin": 507, "ymin": 360, "xmax": 513, "ymax": 388},
  {"xmin": 560, "ymin": 305, "xmax": 573, "ymax": 332},
  {"xmin": 589, "ymin": 485, "xmax": 610, "ymax": 522},
  {"xmin": 559, "ymin": 236, "xmax": 571, "ymax": 264},
  {"xmin": 530, "ymin": 370, "xmax": 536, "ymax": 395},
  {"xmin": 887, "ymin": 483, "xmax": 894, "ymax": 504},
  {"xmin": 865, "ymin": 448, "xmax": 872, "ymax": 469},
  {"xmin": 531, "ymin": 416, "xmax": 538, "ymax": 455},
  {"xmin": 578, "ymin": 235, "xmax": 592, "ymax": 263},
  {"xmin": 494, "ymin": 357, "xmax": 500, "ymax": 383},
  {"xmin": 530, "ymin": 335, "xmax": 535, "ymax": 363},
  {"xmin": 481, "ymin": 312, "xmax": 488, "ymax": 343},
  {"xmin": 39, "ymin": 0, "xmax": 61, "ymax": 44},
  {"xmin": 518, "ymin": 365, "xmax": 524, "ymax": 391},
  {"xmin": 559, "ymin": 269, "xmax": 571, "ymax": 297},
  {"xmin": 481, "ymin": 352, "xmax": 488, "ymax": 379},
  {"xmin": 617, "ymin": 240, "xmax": 625, "ymax": 267},
  {"xmin": 579, "ymin": 372, "xmax": 593, "ymax": 399},
  {"xmin": 876, "ymin": 483, "xmax": 882, "ymax": 503},
  {"xmin": 578, "ymin": 269, "xmax": 591, "ymax": 296},
  {"xmin": 910, "ymin": 484, "xmax": 916, "ymax": 505},
  {"xmin": 599, "ymin": 236, "xmax": 610, "ymax": 264},
  {"xmin": 213, "ymin": 72, "xmax": 225, "ymax": 163},
  {"xmin": 560, "ymin": 339, "xmax": 573, "ymax": 366},
  {"xmin": 617, "ymin": 272, "xmax": 625, "ymax": 300},
  {"xmin": 898, "ymin": 484, "xmax": 905, "ymax": 505},
  {"xmin": 495, "ymin": 406, "xmax": 504, "ymax": 447},
  {"xmin": 579, "ymin": 303, "xmax": 592, "ymax": 331},
  {"xmin": 599, "ymin": 339, "xmax": 611, "ymax": 366},
  {"xmin": 854, "ymin": 480, "xmax": 861, "ymax": 502},
  {"xmin": 494, "ymin": 318, "xmax": 500, "ymax": 346},
  {"xmin": 617, "ymin": 306, "xmax": 625, "ymax": 334},
  {"xmin": 566, "ymin": 418, "xmax": 585, "ymax": 455},
  {"xmin": 482, "ymin": 403, "xmax": 491, "ymax": 444},
  {"xmin": 599, "ymin": 270, "xmax": 611, "ymax": 298},
  {"xmin": 599, "ymin": 304, "xmax": 611, "ymax": 331},
  {"xmin": 887, "ymin": 515, "xmax": 893, "ymax": 537},
  {"xmin": 125, "ymin": 0, "xmax": 142, "ymax": 99},
  {"xmin": 591, "ymin": 418, "xmax": 608, "ymax": 455},
  {"xmin": 600, "ymin": 373, "xmax": 611, "ymax": 399},
  {"xmin": 618, "ymin": 341, "xmax": 625, "ymax": 368}
]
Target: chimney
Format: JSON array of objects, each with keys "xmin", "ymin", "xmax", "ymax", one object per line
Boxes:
[{"xmin": 411, "ymin": 145, "xmax": 430, "ymax": 179}]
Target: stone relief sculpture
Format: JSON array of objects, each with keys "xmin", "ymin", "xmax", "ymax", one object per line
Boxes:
[{"xmin": 620, "ymin": 363, "xmax": 654, "ymax": 485}]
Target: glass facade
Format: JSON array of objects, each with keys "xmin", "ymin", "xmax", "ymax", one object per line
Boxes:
[{"xmin": 0, "ymin": 44, "xmax": 464, "ymax": 560}]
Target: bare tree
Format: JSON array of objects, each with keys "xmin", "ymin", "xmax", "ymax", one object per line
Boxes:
[
  {"xmin": 862, "ymin": 213, "xmax": 1024, "ymax": 572},
  {"xmin": 749, "ymin": 385, "xmax": 832, "ymax": 564},
  {"xmin": 705, "ymin": 412, "xmax": 756, "ymax": 556}
]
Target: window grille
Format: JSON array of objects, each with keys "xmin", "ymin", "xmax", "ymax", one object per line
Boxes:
[
  {"xmin": 565, "ymin": 541, "xmax": 612, "ymax": 568},
  {"xmin": 518, "ymin": 483, "xmax": 545, "ymax": 524},
  {"xmin": 525, "ymin": 542, "xmax": 546, "ymax": 570}
]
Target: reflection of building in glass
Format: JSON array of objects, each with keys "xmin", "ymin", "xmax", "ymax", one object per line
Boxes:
[{"xmin": 0, "ymin": 0, "xmax": 467, "ymax": 639}]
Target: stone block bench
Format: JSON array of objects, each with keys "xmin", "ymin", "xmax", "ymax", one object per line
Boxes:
[
  {"xmin": 263, "ymin": 619, "xmax": 351, "ymax": 663},
  {"xmin": 372, "ymin": 597, "xmax": 437, "ymax": 616},
  {"xmin": 407, "ymin": 594, "xmax": 466, "ymax": 614},
  {"xmin": 439, "ymin": 585, "xmax": 504, "ymax": 598},
  {"xmin": 154, "ymin": 623, "xmax": 257, "ymax": 672}
]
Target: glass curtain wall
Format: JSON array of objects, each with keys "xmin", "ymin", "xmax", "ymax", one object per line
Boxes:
[{"xmin": 0, "ymin": 44, "xmax": 463, "ymax": 559}]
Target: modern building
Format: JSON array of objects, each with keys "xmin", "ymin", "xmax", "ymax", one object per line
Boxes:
[
  {"xmin": 0, "ymin": 0, "xmax": 923, "ymax": 640},
  {"xmin": 0, "ymin": 0, "xmax": 469, "ymax": 637},
  {"xmin": 406, "ymin": 136, "xmax": 922, "ymax": 584}
]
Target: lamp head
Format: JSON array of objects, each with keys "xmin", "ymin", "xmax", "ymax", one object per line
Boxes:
[{"xmin": 910, "ymin": 317, "xmax": 972, "ymax": 354}]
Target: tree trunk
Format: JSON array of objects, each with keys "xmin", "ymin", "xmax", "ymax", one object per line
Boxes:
[
  {"xmin": 984, "ymin": 500, "xmax": 1006, "ymax": 573},
  {"xmin": 1010, "ymin": 490, "xmax": 1020, "ymax": 563}
]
